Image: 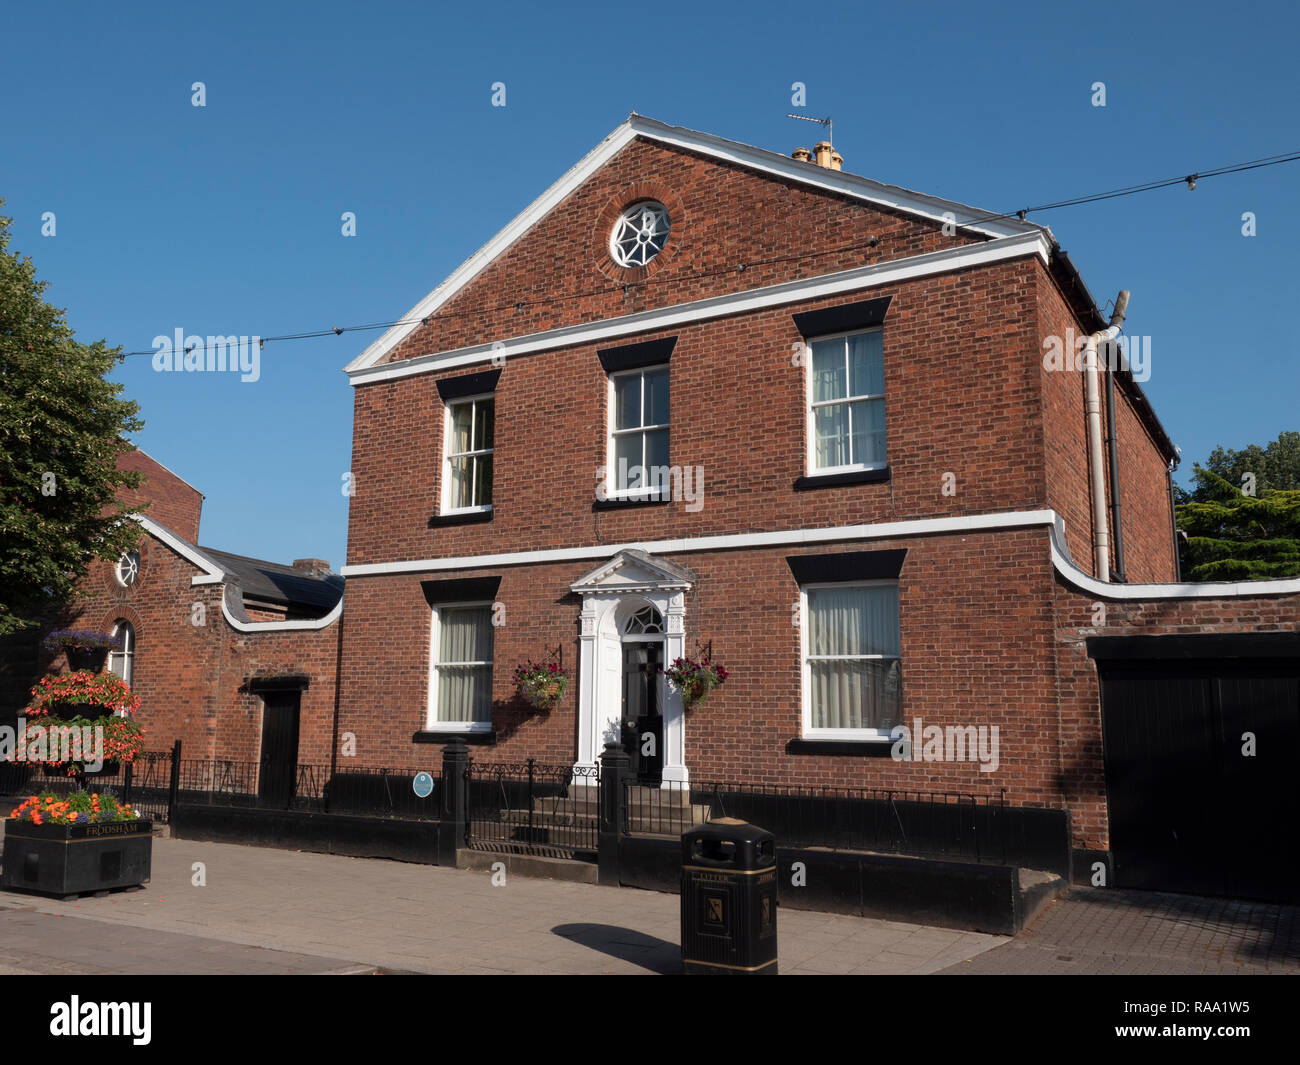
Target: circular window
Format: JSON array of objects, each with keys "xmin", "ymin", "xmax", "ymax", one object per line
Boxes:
[
  {"xmin": 115, "ymin": 550, "xmax": 140, "ymax": 588},
  {"xmin": 609, "ymin": 201, "xmax": 670, "ymax": 268}
]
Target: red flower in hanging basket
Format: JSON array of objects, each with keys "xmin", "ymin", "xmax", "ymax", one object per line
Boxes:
[
  {"xmin": 513, "ymin": 660, "xmax": 570, "ymax": 710},
  {"xmin": 661, "ymin": 656, "xmax": 728, "ymax": 708}
]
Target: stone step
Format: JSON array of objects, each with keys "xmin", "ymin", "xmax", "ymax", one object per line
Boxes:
[
  {"xmin": 457, "ymin": 848, "xmax": 598, "ymax": 882},
  {"xmin": 486, "ymin": 805, "xmax": 711, "ymax": 832}
]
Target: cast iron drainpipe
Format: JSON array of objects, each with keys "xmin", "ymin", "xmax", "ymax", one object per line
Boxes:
[
  {"xmin": 1104, "ymin": 358, "xmax": 1127, "ymax": 582},
  {"xmin": 1084, "ymin": 290, "xmax": 1130, "ymax": 581}
]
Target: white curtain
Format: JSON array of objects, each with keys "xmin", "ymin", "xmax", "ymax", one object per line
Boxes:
[
  {"xmin": 437, "ymin": 607, "xmax": 493, "ymax": 723},
  {"xmin": 808, "ymin": 586, "xmax": 901, "ymax": 729}
]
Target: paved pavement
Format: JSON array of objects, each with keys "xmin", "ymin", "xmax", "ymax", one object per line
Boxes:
[
  {"xmin": 942, "ymin": 888, "xmax": 1300, "ymax": 975},
  {"xmin": 0, "ymin": 834, "xmax": 1000, "ymax": 975},
  {"xmin": 4, "ymin": 829, "xmax": 1297, "ymax": 975}
]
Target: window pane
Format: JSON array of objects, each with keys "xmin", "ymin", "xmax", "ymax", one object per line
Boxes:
[
  {"xmin": 814, "ymin": 403, "xmax": 850, "ymax": 469},
  {"xmin": 850, "ymin": 399, "xmax": 887, "ymax": 467},
  {"xmin": 644, "ymin": 369, "xmax": 669, "ymax": 426},
  {"xmin": 449, "ymin": 402, "xmax": 473, "ymax": 455},
  {"xmin": 811, "ymin": 339, "xmax": 846, "ymax": 402},
  {"xmin": 810, "ymin": 659, "xmax": 902, "ymax": 730},
  {"xmin": 644, "ymin": 428, "xmax": 669, "ymax": 479},
  {"xmin": 474, "ymin": 453, "xmax": 493, "ymax": 506},
  {"xmin": 439, "ymin": 606, "xmax": 493, "ymax": 662},
  {"xmin": 808, "ymin": 586, "xmax": 900, "ymax": 656},
  {"xmin": 848, "ymin": 332, "xmax": 884, "ymax": 396},
  {"xmin": 614, "ymin": 432, "xmax": 642, "ymax": 490},
  {"xmin": 448, "ymin": 456, "xmax": 472, "ymax": 509},
  {"xmin": 437, "ymin": 665, "xmax": 492, "ymax": 724},
  {"xmin": 475, "ymin": 398, "xmax": 495, "ymax": 451},
  {"xmin": 615, "ymin": 375, "xmax": 641, "ymax": 430}
]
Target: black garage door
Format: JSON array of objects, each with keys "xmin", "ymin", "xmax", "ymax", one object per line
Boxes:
[{"xmin": 1092, "ymin": 633, "xmax": 1300, "ymax": 904}]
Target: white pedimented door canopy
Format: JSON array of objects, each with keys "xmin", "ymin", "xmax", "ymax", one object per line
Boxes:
[{"xmin": 571, "ymin": 549, "xmax": 694, "ymax": 787}]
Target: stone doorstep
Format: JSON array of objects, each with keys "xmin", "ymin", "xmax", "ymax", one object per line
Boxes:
[{"xmin": 456, "ymin": 848, "xmax": 599, "ymax": 885}]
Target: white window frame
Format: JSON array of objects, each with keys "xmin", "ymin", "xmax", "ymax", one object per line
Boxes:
[
  {"xmin": 605, "ymin": 363, "xmax": 670, "ymax": 500},
  {"xmin": 425, "ymin": 600, "xmax": 494, "ymax": 732},
  {"xmin": 803, "ymin": 326, "xmax": 887, "ymax": 476},
  {"xmin": 799, "ymin": 579, "xmax": 901, "ymax": 741},
  {"xmin": 115, "ymin": 551, "xmax": 140, "ymax": 588},
  {"xmin": 440, "ymin": 393, "xmax": 495, "ymax": 516},
  {"xmin": 108, "ymin": 619, "xmax": 134, "ymax": 690}
]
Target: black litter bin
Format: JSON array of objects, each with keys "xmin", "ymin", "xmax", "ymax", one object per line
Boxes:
[{"xmin": 680, "ymin": 817, "xmax": 778, "ymax": 974}]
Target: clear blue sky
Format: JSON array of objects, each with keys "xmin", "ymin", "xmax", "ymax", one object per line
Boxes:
[{"xmin": 4, "ymin": 0, "xmax": 1297, "ymax": 567}]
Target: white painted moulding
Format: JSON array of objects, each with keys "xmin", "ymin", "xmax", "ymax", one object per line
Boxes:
[
  {"xmin": 131, "ymin": 514, "xmax": 343, "ymax": 633},
  {"xmin": 342, "ymin": 507, "xmax": 1300, "ymax": 603}
]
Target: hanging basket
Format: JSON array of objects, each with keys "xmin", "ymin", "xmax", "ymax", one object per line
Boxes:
[
  {"xmin": 520, "ymin": 681, "xmax": 562, "ymax": 711},
  {"xmin": 65, "ymin": 646, "xmax": 109, "ymax": 672}
]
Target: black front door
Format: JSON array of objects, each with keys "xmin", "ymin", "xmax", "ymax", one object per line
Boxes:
[
  {"xmin": 258, "ymin": 691, "xmax": 301, "ymax": 808},
  {"xmin": 621, "ymin": 643, "xmax": 664, "ymax": 785}
]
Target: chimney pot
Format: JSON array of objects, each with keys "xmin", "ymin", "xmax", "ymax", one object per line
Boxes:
[
  {"xmin": 813, "ymin": 141, "xmax": 834, "ymax": 168},
  {"xmin": 830, "ymin": 150, "xmax": 843, "ymax": 171},
  {"xmin": 791, "ymin": 146, "xmax": 813, "ymax": 163}
]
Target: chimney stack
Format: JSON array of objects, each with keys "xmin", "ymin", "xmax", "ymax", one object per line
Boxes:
[
  {"xmin": 292, "ymin": 558, "xmax": 332, "ymax": 577},
  {"xmin": 791, "ymin": 146, "xmax": 813, "ymax": 163}
]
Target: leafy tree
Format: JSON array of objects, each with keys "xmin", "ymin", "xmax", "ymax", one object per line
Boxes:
[
  {"xmin": 0, "ymin": 204, "xmax": 144, "ymax": 636},
  {"xmin": 1177, "ymin": 469, "xmax": 1300, "ymax": 581},
  {"xmin": 1178, "ymin": 431, "xmax": 1300, "ymax": 504}
]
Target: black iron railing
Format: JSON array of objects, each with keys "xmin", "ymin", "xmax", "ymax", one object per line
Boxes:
[
  {"xmin": 467, "ymin": 759, "xmax": 600, "ymax": 859},
  {"xmin": 171, "ymin": 758, "xmax": 440, "ymax": 819},
  {"xmin": 625, "ymin": 779, "xmax": 1008, "ymax": 865},
  {"xmin": 0, "ymin": 749, "xmax": 175, "ymax": 823}
]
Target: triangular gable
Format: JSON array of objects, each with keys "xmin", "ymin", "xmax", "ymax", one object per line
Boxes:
[
  {"xmin": 346, "ymin": 114, "xmax": 1048, "ymax": 374},
  {"xmin": 570, "ymin": 549, "xmax": 695, "ymax": 595},
  {"xmin": 134, "ymin": 514, "xmax": 226, "ymax": 587}
]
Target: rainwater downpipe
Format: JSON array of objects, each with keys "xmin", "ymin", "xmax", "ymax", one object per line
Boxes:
[
  {"xmin": 1083, "ymin": 290, "xmax": 1130, "ymax": 582},
  {"xmin": 1104, "ymin": 361, "xmax": 1127, "ymax": 582}
]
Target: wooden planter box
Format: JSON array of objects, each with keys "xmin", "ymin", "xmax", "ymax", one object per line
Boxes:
[{"xmin": 1, "ymin": 819, "xmax": 152, "ymax": 898}]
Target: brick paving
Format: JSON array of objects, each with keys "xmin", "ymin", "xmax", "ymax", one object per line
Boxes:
[
  {"xmin": 0, "ymin": 834, "xmax": 1000, "ymax": 975},
  {"xmin": 942, "ymin": 888, "xmax": 1300, "ymax": 975}
]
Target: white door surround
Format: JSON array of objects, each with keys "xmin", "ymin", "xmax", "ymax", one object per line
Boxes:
[{"xmin": 570, "ymin": 550, "xmax": 693, "ymax": 786}]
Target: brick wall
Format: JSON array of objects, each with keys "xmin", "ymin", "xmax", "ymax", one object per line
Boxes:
[
  {"xmin": 386, "ymin": 137, "xmax": 984, "ymax": 363},
  {"xmin": 1035, "ymin": 263, "xmax": 1176, "ymax": 581},
  {"xmin": 348, "ymin": 257, "xmax": 1048, "ymax": 567},
  {"xmin": 338, "ymin": 528, "xmax": 1066, "ymax": 798},
  {"xmin": 117, "ymin": 448, "xmax": 203, "ymax": 542}
]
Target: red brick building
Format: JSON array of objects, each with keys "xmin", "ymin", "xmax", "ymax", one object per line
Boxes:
[
  {"xmin": 20, "ymin": 450, "xmax": 343, "ymax": 773},
  {"xmin": 334, "ymin": 116, "xmax": 1299, "ymax": 893}
]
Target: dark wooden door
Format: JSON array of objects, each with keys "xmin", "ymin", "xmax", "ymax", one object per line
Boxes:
[
  {"xmin": 621, "ymin": 643, "xmax": 664, "ymax": 786},
  {"xmin": 258, "ymin": 690, "xmax": 300, "ymax": 808},
  {"xmin": 1100, "ymin": 660, "xmax": 1300, "ymax": 903}
]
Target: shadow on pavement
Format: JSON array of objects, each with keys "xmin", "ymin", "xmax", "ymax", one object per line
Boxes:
[{"xmin": 552, "ymin": 923, "xmax": 681, "ymax": 974}]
